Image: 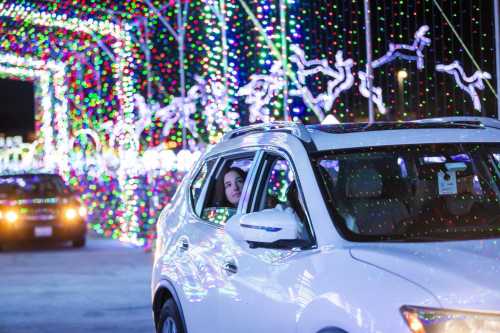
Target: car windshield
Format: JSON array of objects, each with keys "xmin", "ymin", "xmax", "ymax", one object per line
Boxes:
[
  {"xmin": 0, "ymin": 174, "xmax": 66, "ymax": 199},
  {"xmin": 312, "ymin": 143, "xmax": 500, "ymax": 242}
]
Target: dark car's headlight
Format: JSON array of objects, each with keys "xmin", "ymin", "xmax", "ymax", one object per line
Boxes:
[
  {"xmin": 78, "ymin": 206, "xmax": 87, "ymax": 217},
  {"xmin": 62, "ymin": 205, "xmax": 87, "ymax": 221},
  {"xmin": 401, "ymin": 305, "xmax": 500, "ymax": 332},
  {"xmin": 64, "ymin": 207, "xmax": 78, "ymax": 220},
  {"xmin": 3, "ymin": 209, "xmax": 19, "ymax": 224},
  {"xmin": 0, "ymin": 209, "xmax": 19, "ymax": 224}
]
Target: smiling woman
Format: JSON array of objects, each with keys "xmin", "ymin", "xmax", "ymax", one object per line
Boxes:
[{"xmin": 0, "ymin": 78, "xmax": 35, "ymax": 139}]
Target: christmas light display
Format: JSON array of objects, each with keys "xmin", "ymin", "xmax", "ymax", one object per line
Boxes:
[
  {"xmin": 0, "ymin": 54, "xmax": 70, "ymax": 172},
  {"xmin": 0, "ymin": 0, "xmax": 497, "ymax": 247},
  {"xmin": 0, "ymin": 2, "xmax": 137, "ymax": 120},
  {"xmin": 436, "ymin": 61, "xmax": 492, "ymax": 112},
  {"xmin": 201, "ymin": 0, "xmax": 239, "ymax": 129},
  {"xmin": 0, "ymin": 1, "xmax": 152, "ymax": 245}
]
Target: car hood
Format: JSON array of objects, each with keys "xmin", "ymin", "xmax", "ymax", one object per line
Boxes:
[{"xmin": 350, "ymin": 239, "xmax": 500, "ymax": 311}]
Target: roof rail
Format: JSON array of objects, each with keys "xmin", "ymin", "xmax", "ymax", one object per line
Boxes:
[
  {"xmin": 413, "ymin": 116, "xmax": 500, "ymax": 130},
  {"xmin": 221, "ymin": 121, "xmax": 313, "ymax": 143}
]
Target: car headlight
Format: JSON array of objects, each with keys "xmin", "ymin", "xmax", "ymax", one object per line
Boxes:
[
  {"xmin": 5, "ymin": 210, "xmax": 18, "ymax": 224},
  {"xmin": 401, "ymin": 305, "xmax": 500, "ymax": 333},
  {"xmin": 78, "ymin": 206, "xmax": 87, "ymax": 218},
  {"xmin": 64, "ymin": 207, "xmax": 78, "ymax": 220}
]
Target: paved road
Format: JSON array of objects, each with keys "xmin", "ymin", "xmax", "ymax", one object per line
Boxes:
[{"xmin": 0, "ymin": 235, "xmax": 155, "ymax": 333}]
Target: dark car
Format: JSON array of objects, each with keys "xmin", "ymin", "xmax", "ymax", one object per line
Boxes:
[{"xmin": 0, "ymin": 173, "xmax": 87, "ymax": 249}]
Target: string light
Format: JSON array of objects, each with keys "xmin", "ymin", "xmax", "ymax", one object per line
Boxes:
[{"xmin": 0, "ymin": 0, "xmax": 496, "ymax": 247}]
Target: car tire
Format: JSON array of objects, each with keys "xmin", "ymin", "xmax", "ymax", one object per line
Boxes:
[
  {"xmin": 72, "ymin": 237, "xmax": 86, "ymax": 248},
  {"xmin": 318, "ymin": 328, "xmax": 348, "ymax": 333},
  {"xmin": 157, "ymin": 298, "xmax": 184, "ymax": 333}
]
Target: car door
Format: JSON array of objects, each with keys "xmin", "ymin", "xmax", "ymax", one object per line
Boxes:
[
  {"xmin": 164, "ymin": 151, "xmax": 259, "ymax": 333},
  {"xmin": 157, "ymin": 156, "xmax": 220, "ymax": 333},
  {"xmin": 216, "ymin": 149, "xmax": 319, "ymax": 333}
]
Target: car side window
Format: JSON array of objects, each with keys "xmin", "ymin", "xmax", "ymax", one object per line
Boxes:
[
  {"xmin": 259, "ymin": 159, "xmax": 295, "ymax": 210},
  {"xmin": 190, "ymin": 159, "xmax": 216, "ymax": 217},
  {"xmin": 252, "ymin": 154, "xmax": 313, "ymax": 246},
  {"xmin": 199, "ymin": 154, "xmax": 255, "ymax": 226}
]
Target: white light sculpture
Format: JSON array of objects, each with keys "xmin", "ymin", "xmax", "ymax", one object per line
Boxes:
[
  {"xmin": 290, "ymin": 45, "xmax": 354, "ymax": 122},
  {"xmin": 157, "ymin": 96, "xmax": 198, "ymax": 138},
  {"xmin": 359, "ymin": 25, "xmax": 431, "ymax": 115},
  {"xmin": 372, "ymin": 25, "xmax": 431, "ymax": 70},
  {"xmin": 436, "ymin": 61, "xmax": 492, "ymax": 112},
  {"xmin": 358, "ymin": 71, "xmax": 387, "ymax": 114},
  {"xmin": 237, "ymin": 61, "xmax": 285, "ymax": 123},
  {"xmin": 197, "ymin": 77, "xmax": 237, "ymax": 132}
]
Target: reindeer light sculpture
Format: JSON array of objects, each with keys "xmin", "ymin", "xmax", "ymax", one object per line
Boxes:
[
  {"xmin": 436, "ymin": 61, "xmax": 492, "ymax": 112},
  {"xmin": 289, "ymin": 45, "xmax": 354, "ymax": 122}
]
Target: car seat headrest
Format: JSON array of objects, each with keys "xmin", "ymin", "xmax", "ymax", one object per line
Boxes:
[{"xmin": 346, "ymin": 167, "xmax": 383, "ymax": 199}]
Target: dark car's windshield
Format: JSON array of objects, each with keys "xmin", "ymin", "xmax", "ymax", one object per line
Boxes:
[
  {"xmin": 312, "ymin": 143, "xmax": 500, "ymax": 242},
  {"xmin": 0, "ymin": 174, "xmax": 66, "ymax": 199}
]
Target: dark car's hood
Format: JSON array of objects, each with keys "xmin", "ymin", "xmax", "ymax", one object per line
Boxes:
[{"xmin": 0, "ymin": 196, "xmax": 63, "ymax": 205}]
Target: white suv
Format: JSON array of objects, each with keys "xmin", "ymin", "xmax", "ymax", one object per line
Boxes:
[{"xmin": 152, "ymin": 117, "xmax": 500, "ymax": 333}]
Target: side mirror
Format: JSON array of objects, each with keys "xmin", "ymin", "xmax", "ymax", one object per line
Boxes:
[{"xmin": 228, "ymin": 209, "xmax": 301, "ymax": 245}]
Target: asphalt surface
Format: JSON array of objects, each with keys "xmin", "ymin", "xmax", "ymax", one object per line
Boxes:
[{"xmin": 0, "ymin": 234, "xmax": 155, "ymax": 333}]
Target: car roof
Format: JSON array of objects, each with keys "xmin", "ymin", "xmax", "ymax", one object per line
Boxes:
[
  {"xmin": 218, "ymin": 117, "xmax": 500, "ymax": 153},
  {"xmin": 309, "ymin": 117, "xmax": 500, "ymax": 151}
]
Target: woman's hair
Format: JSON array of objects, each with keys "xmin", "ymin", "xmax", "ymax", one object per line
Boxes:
[
  {"xmin": 225, "ymin": 167, "xmax": 246, "ymax": 181},
  {"xmin": 213, "ymin": 166, "xmax": 246, "ymax": 207}
]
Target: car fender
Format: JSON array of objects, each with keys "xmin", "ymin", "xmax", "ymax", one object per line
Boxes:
[
  {"xmin": 295, "ymin": 297, "xmax": 357, "ymax": 333},
  {"xmin": 294, "ymin": 251, "xmax": 440, "ymax": 333},
  {"xmin": 153, "ymin": 279, "xmax": 188, "ymax": 333}
]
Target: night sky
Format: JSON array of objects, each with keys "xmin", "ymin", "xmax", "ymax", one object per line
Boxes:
[{"xmin": 0, "ymin": 78, "xmax": 35, "ymax": 138}]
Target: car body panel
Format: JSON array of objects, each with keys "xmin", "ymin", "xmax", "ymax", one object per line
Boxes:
[
  {"xmin": 152, "ymin": 118, "xmax": 500, "ymax": 333},
  {"xmin": 350, "ymin": 240, "xmax": 500, "ymax": 311},
  {"xmin": 216, "ymin": 234, "xmax": 440, "ymax": 333},
  {"xmin": 153, "ymin": 173, "xmax": 228, "ymax": 332}
]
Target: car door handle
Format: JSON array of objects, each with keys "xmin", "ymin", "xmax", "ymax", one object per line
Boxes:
[
  {"xmin": 177, "ymin": 239, "xmax": 189, "ymax": 252},
  {"xmin": 222, "ymin": 261, "xmax": 238, "ymax": 274}
]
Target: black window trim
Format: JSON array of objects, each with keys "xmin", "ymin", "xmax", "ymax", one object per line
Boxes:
[
  {"xmin": 310, "ymin": 142, "xmax": 500, "ymax": 243},
  {"xmin": 187, "ymin": 148, "xmax": 261, "ymax": 229},
  {"xmin": 189, "ymin": 156, "xmax": 220, "ymax": 217},
  {"xmin": 245, "ymin": 146, "xmax": 318, "ymax": 250}
]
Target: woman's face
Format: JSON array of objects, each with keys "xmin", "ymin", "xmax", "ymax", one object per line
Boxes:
[{"xmin": 224, "ymin": 170, "xmax": 244, "ymax": 206}]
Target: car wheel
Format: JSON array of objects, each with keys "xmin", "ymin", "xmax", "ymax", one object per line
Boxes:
[
  {"xmin": 72, "ymin": 237, "xmax": 86, "ymax": 248},
  {"xmin": 157, "ymin": 299, "xmax": 184, "ymax": 333}
]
